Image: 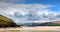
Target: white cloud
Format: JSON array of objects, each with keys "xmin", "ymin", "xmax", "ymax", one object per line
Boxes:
[
  {"xmin": 0, "ymin": 1, "xmax": 53, "ymax": 16},
  {"xmin": 1, "ymin": 1, "xmax": 60, "ymax": 24},
  {"xmin": 0, "ymin": 0, "xmax": 23, "ymax": 3},
  {"xmin": 8, "ymin": 11, "xmax": 15, "ymax": 15}
]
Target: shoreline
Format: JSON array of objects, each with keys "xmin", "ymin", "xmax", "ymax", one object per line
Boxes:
[{"xmin": 0, "ymin": 26, "xmax": 60, "ymax": 31}]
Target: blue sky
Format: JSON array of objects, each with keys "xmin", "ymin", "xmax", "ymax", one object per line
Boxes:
[
  {"xmin": 16, "ymin": 0, "xmax": 60, "ymax": 12},
  {"xmin": 16, "ymin": 0, "xmax": 60, "ymax": 5},
  {"xmin": 0, "ymin": 0, "xmax": 60, "ymax": 24}
]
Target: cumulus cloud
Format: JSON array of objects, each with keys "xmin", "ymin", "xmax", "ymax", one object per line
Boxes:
[
  {"xmin": 0, "ymin": 1, "xmax": 53, "ymax": 16},
  {"xmin": 0, "ymin": 1, "xmax": 60, "ymax": 24}
]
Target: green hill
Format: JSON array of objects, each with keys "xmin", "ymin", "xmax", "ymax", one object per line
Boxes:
[
  {"xmin": 0, "ymin": 14, "xmax": 20, "ymax": 28},
  {"xmin": 24, "ymin": 21, "xmax": 60, "ymax": 26}
]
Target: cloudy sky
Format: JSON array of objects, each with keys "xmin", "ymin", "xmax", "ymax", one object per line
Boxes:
[{"xmin": 0, "ymin": 0, "xmax": 60, "ymax": 24}]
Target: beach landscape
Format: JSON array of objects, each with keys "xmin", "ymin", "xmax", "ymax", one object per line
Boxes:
[{"xmin": 0, "ymin": 0, "xmax": 60, "ymax": 32}]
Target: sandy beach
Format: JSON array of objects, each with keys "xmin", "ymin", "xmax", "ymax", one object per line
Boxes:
[{"xmin": 0, "ymin": 26, "xmax": 60, "ymax": 32}]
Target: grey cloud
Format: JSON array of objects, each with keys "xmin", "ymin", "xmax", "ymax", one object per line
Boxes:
[{"xmin": 0, "ymin": 0, "xmax": 22, "ymax": 3}]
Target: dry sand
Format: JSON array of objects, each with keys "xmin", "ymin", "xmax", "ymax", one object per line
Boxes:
[{"xmin": 0, "ymin": 26, "xmax": 60, "ymax": 32}]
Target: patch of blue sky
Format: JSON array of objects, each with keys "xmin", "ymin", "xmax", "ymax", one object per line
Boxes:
[
  {"xmin": 14, "ymin": 0, "xmax": 60, "ymax": 12},
  {"xmin": 15, "ymin": 0, "xmax": 60, "ymax": 5},
  {"xmin": 47, "ymin": 7, "xmax": 59, "ymax": 12}
]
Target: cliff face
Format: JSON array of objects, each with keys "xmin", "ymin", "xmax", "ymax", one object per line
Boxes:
[{"xmin": 0, "ymin": 14, "xmax": 20, "ymax": 28}]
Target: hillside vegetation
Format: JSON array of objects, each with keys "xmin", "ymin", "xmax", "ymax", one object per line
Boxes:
[
  {"xmin": 24, "ymin": 21, "xmax": 60, "ymax": 26},
  {"xmin": 0, "ymin": 14, "xmax": 20, "ymax": 28}
]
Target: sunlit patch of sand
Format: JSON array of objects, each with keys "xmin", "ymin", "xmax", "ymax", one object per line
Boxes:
[{"xmin": 0, "ymin": 26, "xmax": 60, "ymax": 31}]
